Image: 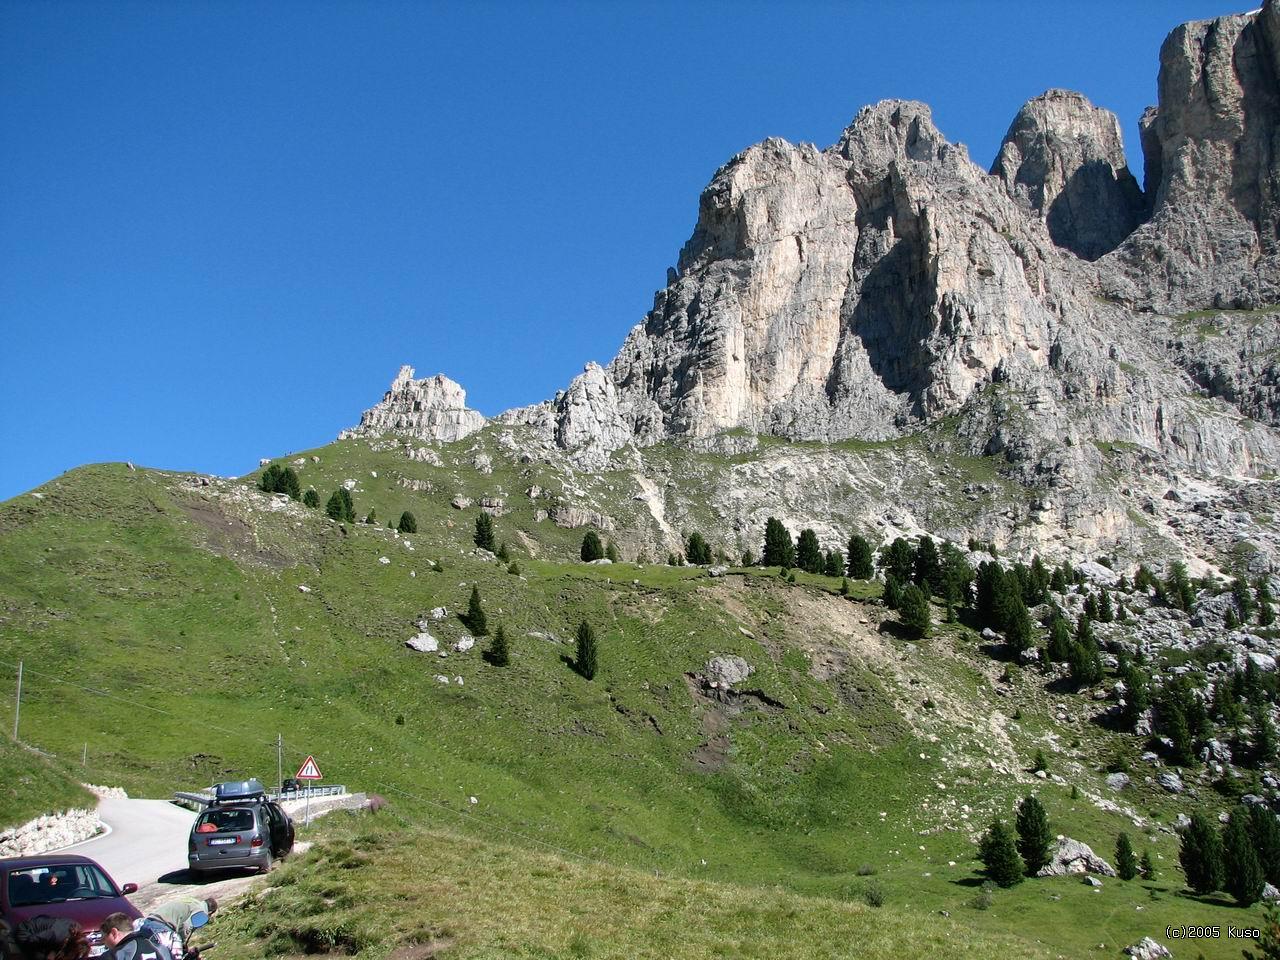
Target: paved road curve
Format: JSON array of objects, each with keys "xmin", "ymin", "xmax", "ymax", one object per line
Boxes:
[{"xmin": 72, "ymin": 798, "xmax": 195, "ymax": 889}]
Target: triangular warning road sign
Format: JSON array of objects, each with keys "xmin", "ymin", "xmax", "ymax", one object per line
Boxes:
[{"xmin": 296, "ymin": 755, "xmax": 323, "ymax": 780}]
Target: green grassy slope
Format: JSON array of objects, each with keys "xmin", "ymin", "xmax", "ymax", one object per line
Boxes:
[
  {"xmin": 0, "ymin": 738, "xmax": 94, "ymax": 828},
  {"xmin": 0, "ymin": 448, "xmax": 1265, "ymax": 957}
]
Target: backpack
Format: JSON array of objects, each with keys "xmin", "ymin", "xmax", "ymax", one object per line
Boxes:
[{"xmin": 109, "ymin": 929, "xmax": 174, "ymax": 960}]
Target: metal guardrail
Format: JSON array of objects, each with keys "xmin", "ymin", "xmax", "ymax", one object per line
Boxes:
[{"xmin": 173, "ymin": 785, "xmax": 347, "ymax": 809}]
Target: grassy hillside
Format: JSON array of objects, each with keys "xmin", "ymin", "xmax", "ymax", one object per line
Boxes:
[
  {"xmin": 0, "ymin": 738, "xmax": 94, "ymax": 828},
  {"xmin": 0, "ymin": 441, "xmax": 1268, "ymax": 957}
]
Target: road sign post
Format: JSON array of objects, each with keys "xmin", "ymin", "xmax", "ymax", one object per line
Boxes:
[{"xmin": 295, "ymin": 755, "xmax": 323, "ymax": 826}]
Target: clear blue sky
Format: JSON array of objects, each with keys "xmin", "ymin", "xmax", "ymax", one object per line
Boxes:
[{"xmin": 0, "ymin": 0, "xmax": 1235, "ymax": 499}]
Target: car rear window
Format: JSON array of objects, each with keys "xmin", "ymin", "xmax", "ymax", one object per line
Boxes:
[
  {"xmin": 194, "ymin": 807, "xmax": 255, "ymax": 834},
  {"xmin": 6, "ymin": 864, "xmax": 115, "ymax": 906}
]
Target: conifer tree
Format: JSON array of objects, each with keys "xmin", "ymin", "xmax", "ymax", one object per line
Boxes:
[
  {"xmin": 1133, "ymin": 564, "xmax": 1156, "ymax": 593},
  {"xmin": 1224, "ymin": 809, "xmax": 1265, "ymax": 906},
  {"xmin": 1259, "ymin": 577, "xmax": 1276, "ymax": 627},
  {"xmin": 575, "ymin": 620, "xmax": 598, "ymax": 680},
  {"xmin": 939, "ymin": 543, "xmax": 974, "ymax": 608},
  {"xmin": 976, "ymin": 562, "xmax": 1005, "ymax": 627},
  {"xmin": 686, "ymin": 531, "xmax": 712, "ymax": 565},
  {"xmin": 796, "ymin": 529, "xmax": 823, "ymax": 574},
  {"xmin": 1254, "ymin": 704, "xmax": 1277, "ymax": 767},
  {"xmin": 497, "ymin": 542, "xmax": 510, "ymax": 562},
  {"xmin": 364, "ymin": 508, "xmax": 377, "ymax": 525},
  {"xmin": 979, "ymin": 818, "xmax": 1025, "ymax": 887},
  {"xmin": 1015, "ymin": 795, "xmax": 1052, "ymax": 876},
  {"xmin": 1119, "ymin": 660, "xmax": 1150, "ymax": 730},
  {"xmin": 1166, "ymin": 560, "xmax": 1195, "ymax": 610},
  {"xmin": 1249, "ymin": 802, "xmax": 1280, "ymax": 887},
  {"xmin": 466, "ymin": 585, "xmax": 489, "ymax": 637},
  {"xmin": 839, "ymin": 577, "xmax": 850, "ymax": 597},
  {"xmin": 1049, "ymin": 565, "xmax": 1068, "ymax": 594},
  {"xmin": 1115, "ymin": 832, "xmax": 1138, "ymax": 880},
  {"xmin": 398, "ymin": 511, "xmax": 417, "ymax": 534},
  {"xmin": 258, "ymin": 464, "xmax": 282, "ymax": 494},
  {"xmin": 1046, "ymin": 612, "xmax": 1072, "ymax": 663},
  {"xmin": 303, "ymin": 488, "xmax": 320, "ymax": 508},
  {"xmin": 763, "ymin": 517, "xmax": 795, "ymax": 568},
  {"xmin": 475, "ymin": 512, "xmax": 496, "ymax": 552},
  {"xmin": 898, "ymin": 583, "xmax": 931, "ymax": 639},
  {"xmin": 741, "ymin": 548, "xmax": 755, "ymax": 567},
  {"xmin": 338, "ymin": 488, "xmax": 355, "ymax": 523},
  {"xmin": 1163, "ymin": 702, "xmax": 1194, "ymax": 766},
  {"xmin": 281, "ymin": 467, "xmax": 301, "ymax": 501},
  {"xmin": 1001, "ymin": 592, "xmax": 1035, "ymax": 655},
  {"xmin": 881, "ymin": 537, "xmax": 915, "ymax": 585},
  {"xmin": 325, "ymin": 490, "xmax": 346, "ymax": 521},
  {"xmin": 1084, "ymin": 593, "xmax": 1100, "ymax": 621},
  {"xmin": 1069, "ymin": 625, "xmax": 1103, "ymax": 687},
  {"xmin": 1234, "ymin": 577, "xmax": 1257, "ymax": 623},
  {"xmin": 580, "ymin": 531, "xmax": 604, "ymax": 562},
  {"xmin": 1099, "ymin": 589, "xmax": 1114, "ymax": 623},
  {"xmin": 824, "ymin": 550, "xmax": 843, "ymax": 577},
  {"xmin": 913, "ymin": 536, "xmax": 942, "ymax": 595},
  {"xmin": 1179, "ymin": 812, "xmax": 1224, "ymax": 895},
  {"xmin": 487, "ymin": 623, "xmax": 510, "ymax": 667},
  {"xmin": 1139, "ymin": 850, "xmax": 1157, "ymax": 882},
  {"xmin": 847, "ymin": 534, "xmax": 874, "ymax": 580},
  {"xmin": 883, "ymin": 575, "xmax": 902, "ymax": 611},
  {"xmin": 1027, "ymin": 555, "xmax": 1051, "ymax": 605},
  {"xmin": 605, "ymin": 540, "xmax": 620, "ymax": 563}
]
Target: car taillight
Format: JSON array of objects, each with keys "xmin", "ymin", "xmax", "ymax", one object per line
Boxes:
[{"xmin": 251, "ymin": 837, "xmax": 264, "ymax": 847}]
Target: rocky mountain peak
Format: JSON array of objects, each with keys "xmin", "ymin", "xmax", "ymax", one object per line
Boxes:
[
  {"xmin": 992, "ymin": 88, "xmax": 1146, "ymax": 261},
  {"xmin": 341, "ymin": 365, "xmax": 485, "ymax": 444},
  {"xmin": 834, "ymin": 99, "xmax": 956, "ymax": 170}
]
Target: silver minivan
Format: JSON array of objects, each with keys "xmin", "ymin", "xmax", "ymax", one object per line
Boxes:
[{"xmin": 187, "ymin": 780, "xmax": 294, "ymax": 876}]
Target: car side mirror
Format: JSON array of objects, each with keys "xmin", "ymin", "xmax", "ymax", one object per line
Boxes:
[{"xmin": 121, "ymin": 883, "xmax": 138, "ymax": 895}]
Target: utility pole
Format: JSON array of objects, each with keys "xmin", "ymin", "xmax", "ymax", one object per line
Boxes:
[
  {"xmin": 12, "ymin": 661, "xmax": 22, "ymax": 741},
  {"xmin": 82, "ymin": 743, "xmax": 88, "ymax": 766},
  {"xmin": 276, "ymin": 734, "xmax": 283, "ymax": 797}
]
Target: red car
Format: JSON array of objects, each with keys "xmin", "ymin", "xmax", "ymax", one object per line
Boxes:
[{"xmin": 0, "ymin": 854, "xmax": 141, "ymax": 957}]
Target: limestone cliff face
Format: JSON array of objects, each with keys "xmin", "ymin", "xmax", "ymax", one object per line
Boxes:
[
  {"xmin": 342, "ymin": 366, "xmax": 485, "ymax": 444},
  {"xmin": 991, "ymin": 89, "xmax": 1147, "ymax": 261},
  {"xmin": 350, "ymin": 3, "xmax": 1280, "ymax": 564},
  {"xmin": 1106, "ymin": 3, "xmax": 1280, "ymax": 310}
]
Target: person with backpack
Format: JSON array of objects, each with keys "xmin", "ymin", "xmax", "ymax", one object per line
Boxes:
[
  {"xmin": 137, "ymin": 897, "xmax": 216, "ymax": 960},
  {"xmin": 99, "ymin": 915, "xmax": 171, "ymax": 960}
]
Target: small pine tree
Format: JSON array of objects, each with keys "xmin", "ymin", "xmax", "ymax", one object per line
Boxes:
[
  {"xmin": 1115, "ymin": 832, "xmax": 1138, "ymax": 880},
  {"xmin": 1224, "ymin": 808, "xmax": 1266, "ymax": 906},
  {"xmin": 847, "ymin": 534, "xmax": 874, "ymax": 580},
  {"xmin": 763, "ymin": 517, "xmax": 796, "ymax": 568},
  {"xmin": 1046, "ymin": 613, "xmax": 1072, "ymax": 663},
  {"xmin": 1180, "ymin": 812, "xmax": 1224, "ymax": 895},
  {"xmin": 1083, "ymin": 593, "xmax": 1100, "ymax": 621},
  {"xmin": 1031, "ymin": 749, "xmax": 1047, "ymax": 773},
  {"xmin": 581, "ymin": 531, "xmax": 604, "ymax": 562},
  {"xmin": 741, "ymin": 548, "xmax": 755, "ymax": 567},
  {"xmin": 575, "ymin": 620, "xmax": 598, "ymax": 680},
  {"xmin": 497, "ymin": 542, "xmax": 510, "ymax": 562},
  {"xmin": 281, "ymin": 467, "xmax": 301, "ymax": 501},
  {"xmin": 605, "ymin": 540, "xmax": 620, "ymax": 563},
  {"xmin": 898, "ymin": 583, "xmax": 931, "ymax": 639},
  {"xmin": 475, "ymin": 513, "xmax": 496, "ymax": 552},
  {"xmin": 466, "ymin": 584, "xmax": 489, "ymax": 637},
  {"xmin": 1139, "ymin": 849, "xmax": 1157, "ymax": 882},
  {"xmin": 398, "ymin": 511, "xmax": 418, "ymax": 534},
  {"xmin": 979, "ymin": 818, "xmax": 1025, "ymax": 888},
  {"xmin": 1227, "ymin": 607, "xmax": 1241, "ymax": 630},
  {"xmin": 796, "ymin": 529, "xmax": 823, "ymax": 574},
  {"xmin": 1163, "ymin": 702, "xmax": 1195, "ymax": 766},
  {"xmin": 913, "ymin": 536, "xmax": 942, "ymax": 595},
  {"xmin": 303, "ymin": 488, "xmax": 320, "ymax": 508},
  {"xmin": 1098, "ymin": 590, "xmax": 1114, "ymax": 623},
  {"xmin": 686, "ymin": 531, "xmax": 712, "ymax": 565},
  {"xmin": 338, "ymin": 487, "xmax": 356, "ymax": 523},
  {"xmin": 487, "ymin": 623, "xmax": 510, "ymax": 667},
  {"xmin": 883, "ymin": 575, "xmax": 902, "ymax": 610},
  {"xmin": 1234, "ymin": 577, "xmax": 1257, "ymax": 623},
  {"xmin": 364, "ymin": 508, "xmax": 377, "ymax": 525},
  {"xmin": 507, "ymin": 561, "xmax": 521, "ymax": 576},
  {"xmin": 1166, "ymin": 560, "xmax": 1195, "ymax": 610},
  {"xmin": 1249, "ymin": 802, "xmax": 1280, "ymax": 887},
  {"xmin": 824, "ymin": 549, "xmax": 843, "ymax": 577},
  {"xmin": 1254, "ymin": 705, "xmax": 1277, "ymax": 767},
  {"xmin": 1015, "ymin": 795, "xmax": 1052, "ymax": 876},
  {"xmin": 839, "ymin": 577, "xmax": 850, "ymax": 597},
  {"xmin": 881, "ymin": 537, "xmax": 915, "ymax": 585},
  {"xmin": 325, "ymin": 490, "xmax": 346, "ymax": 521}
]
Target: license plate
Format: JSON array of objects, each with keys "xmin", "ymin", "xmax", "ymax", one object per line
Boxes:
[{"xmin": 209, "ymin": 837, "xmax": 235, "ymax": 845}]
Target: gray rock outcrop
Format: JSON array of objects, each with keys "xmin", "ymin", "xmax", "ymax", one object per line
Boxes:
[
  {"xmin": 992, "ymin": 89, "xmax": 1146, "ymax": 260},
  {"xmin": 1036, "ymin": 836, "xmax": 1117, "ymax": 877},
  {"xmin": 343, "ymin": 365, "xmax": 485, "ymax": 444},
  {"xmin": 1106, "ymin": 3, "xmax": 1280, "ymax": 311},
  {"xmin": 706, "ymin": 655, "xmax": 753, "ymax": 689}
]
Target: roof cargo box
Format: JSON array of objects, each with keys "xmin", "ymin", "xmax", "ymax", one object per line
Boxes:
[{"xmin": 212, "ymin": 779, "xmax": 267, "ymax": 802}]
